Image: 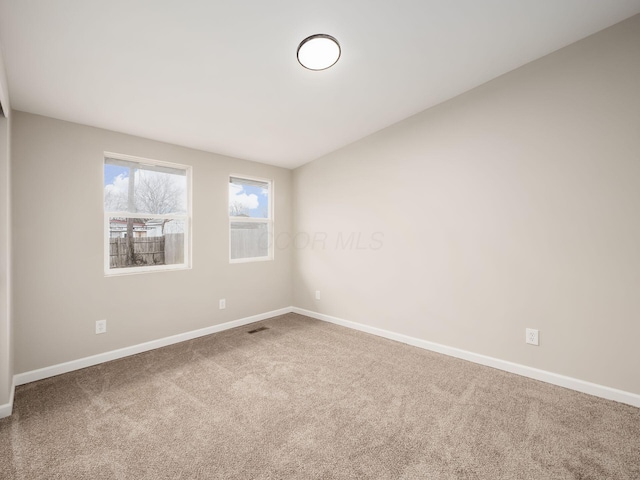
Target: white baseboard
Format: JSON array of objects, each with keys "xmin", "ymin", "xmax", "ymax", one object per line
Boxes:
[
  {"xmin": 8, "ymin": 305, "xmax": 639, "ymax": 416},
  {"xmin": 14, "ymin": 307, "xmax": 293, "ymax": 387},
  {"xmin": 0, "ymin": 378, "xmax": 15, "ymax": 419},
  {"xmin": 292, "ymin": 307, "xmax": 640, "ymax": 409}
]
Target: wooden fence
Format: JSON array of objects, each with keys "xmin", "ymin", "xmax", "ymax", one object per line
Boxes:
[
  {"xmin": 230, "ymin": 225, "xmax": 268, "ymax": 259},
  {"xmin": 110, "ymin": 234, "xmax": 184, "ymax": 268}
]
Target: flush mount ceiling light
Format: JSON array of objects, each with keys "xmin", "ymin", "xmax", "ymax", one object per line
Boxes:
[{"xmin": 297, "ymin": 34, "xmax": 341, "ymax": 71}]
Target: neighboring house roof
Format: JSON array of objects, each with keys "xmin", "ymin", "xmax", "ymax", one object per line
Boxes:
[{"xmin": 109, "ymin": 219, "xmax": 147, "ymax": 229}]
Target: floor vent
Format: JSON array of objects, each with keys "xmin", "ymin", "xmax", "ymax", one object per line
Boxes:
[{"xmin": 247, "ymin": 326, "xmax": 269, "ymax": 334}]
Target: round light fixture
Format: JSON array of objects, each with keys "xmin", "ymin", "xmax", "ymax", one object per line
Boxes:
[{"xmin": 297, "ymin": 34, "xmax": 341, "ymax": 71}]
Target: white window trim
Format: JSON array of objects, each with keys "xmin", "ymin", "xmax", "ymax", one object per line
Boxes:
[
  {"xmin": 229, "ymin": 174, "xmax": 274, "ymax": 263},
  {"xmin": 104, "ymin": 152, "xmax": 193, "ymax": 276}
]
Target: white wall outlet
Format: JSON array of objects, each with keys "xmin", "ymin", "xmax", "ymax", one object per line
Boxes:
[
  {"xmin": 526, "ymin": 328, "xmax": 539, "ymax": 346},
  {"xmin": 96, "ymin": 319, "xmax": 107, "ymax": 335},
  {"xmin": 219, "ymin": 299, "xmax": 226, "ymax": 310},
  {"xmin": 315, "ymin": 290, "xmax": 321, "ymax": 300}
]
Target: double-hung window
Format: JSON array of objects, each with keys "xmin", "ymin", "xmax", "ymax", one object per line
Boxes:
[
  {"xmin": 229, "ymin": 176, "xmax": 273, "ymax": 262},
  {"xmin": 104, "ymin": 153, "xmax": 191, "ymax": 275}
]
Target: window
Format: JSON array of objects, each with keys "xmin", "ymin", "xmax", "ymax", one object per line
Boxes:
[
  {"xmin": 104, "ymin": 153, "xmax": 191, "ymax": 275},
  {"xmin": 229, "ymin": 176, "xmax": 272, "ymax": 262}
]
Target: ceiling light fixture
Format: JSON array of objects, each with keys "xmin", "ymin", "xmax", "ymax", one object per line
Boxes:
[{"xmin": 297, "ymin": 34, "xmax": 341, "ymax": 71}]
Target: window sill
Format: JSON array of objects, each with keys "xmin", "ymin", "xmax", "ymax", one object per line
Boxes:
[
  {"xmin": 104, "ymin": 264, "xmax": 191, "ymax": 277},
  {"xmin": 229, "ymin": 256, "xmax": 273, "ymax": 264}
]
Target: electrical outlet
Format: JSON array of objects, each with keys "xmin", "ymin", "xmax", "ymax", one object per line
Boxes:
[
  {"xmin": 315, "ymin": 290, "xmax": 321, "ymax": 300},
  {"xmin": 526, "ymin": 328, "xmax": 539, "ymax": 346},
  {"xmin": 219, "ymin": 299, "xmax": 226, "ymax": 310},
  {"xmin": 96, "ymin": 319, "xmax": 107, "ymax": 335}
]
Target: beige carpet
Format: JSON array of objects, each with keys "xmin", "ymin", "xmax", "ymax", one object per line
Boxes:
[{"xmin": 1, "ymin": 313, "xmax": 639, "ymax": 479}]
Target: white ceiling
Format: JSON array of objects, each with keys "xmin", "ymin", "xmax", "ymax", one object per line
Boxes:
[{"xmin": 1, "ymin": 1, "xmax": 639, "ymax": 169}]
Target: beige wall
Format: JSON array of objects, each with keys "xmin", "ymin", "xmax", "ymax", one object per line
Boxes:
[
  {"xmin": 0, "ymin": 36, "xmax": 12, "ymax": 408},
  {"xmin": 12, "ymin": 112, "xmax": 292, "ymax": 374},
  {"xmin": 0, "ymin": 111, "xmax": 11, "ymax": 406},
  {"xmin": 293, "ymin": 15, "xmax": 640, "ymax": 394}
]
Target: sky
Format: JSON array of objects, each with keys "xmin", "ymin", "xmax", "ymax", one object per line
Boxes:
[
  {"xmin": 104, "ymin": 164, "xmax": 128, "ymax": 186},
  {"xmin": 229, "ymin": 182, "xmax": 269, "ymax": 218}
]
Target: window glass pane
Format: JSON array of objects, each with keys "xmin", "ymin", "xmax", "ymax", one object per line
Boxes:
[
  {"xmin": 230, "ymin": 222, "xmax": 269, "ymax": 260},
  {"xmin": 229, "ymin": 178, "xmax": 269, "ymax": 218},
  {"xmin": 108, "ymin": 217, "xmax": 185, "ymax": 268},
  {"xmin": 104, "ymin": 160, "xmax": 187, "ymax": 214},
  {"xmin": 133, "ymin": 167, "xmax": 187, "ymax": 215},
  {"xmin": 104, "ymin": 163, "xmax": 130, "ymax": 211}
]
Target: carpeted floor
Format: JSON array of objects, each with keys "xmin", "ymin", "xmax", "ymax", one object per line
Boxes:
[{"xmin": 1, "ymin": 313, "xmax": 639, "ymax": 479}]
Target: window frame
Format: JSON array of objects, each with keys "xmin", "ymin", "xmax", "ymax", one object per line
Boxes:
[
  {"xmin": 228, "ymin": 174, "xmax": 274, "ymax": 264},
  {"xmin": 103, "ymin": 152, "xmax": 192, "ymax": 276}
]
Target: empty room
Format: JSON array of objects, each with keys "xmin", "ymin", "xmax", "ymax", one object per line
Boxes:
[{"xmin": 1, "ymin": 1, "xmax": 640, "ymax": 478}]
